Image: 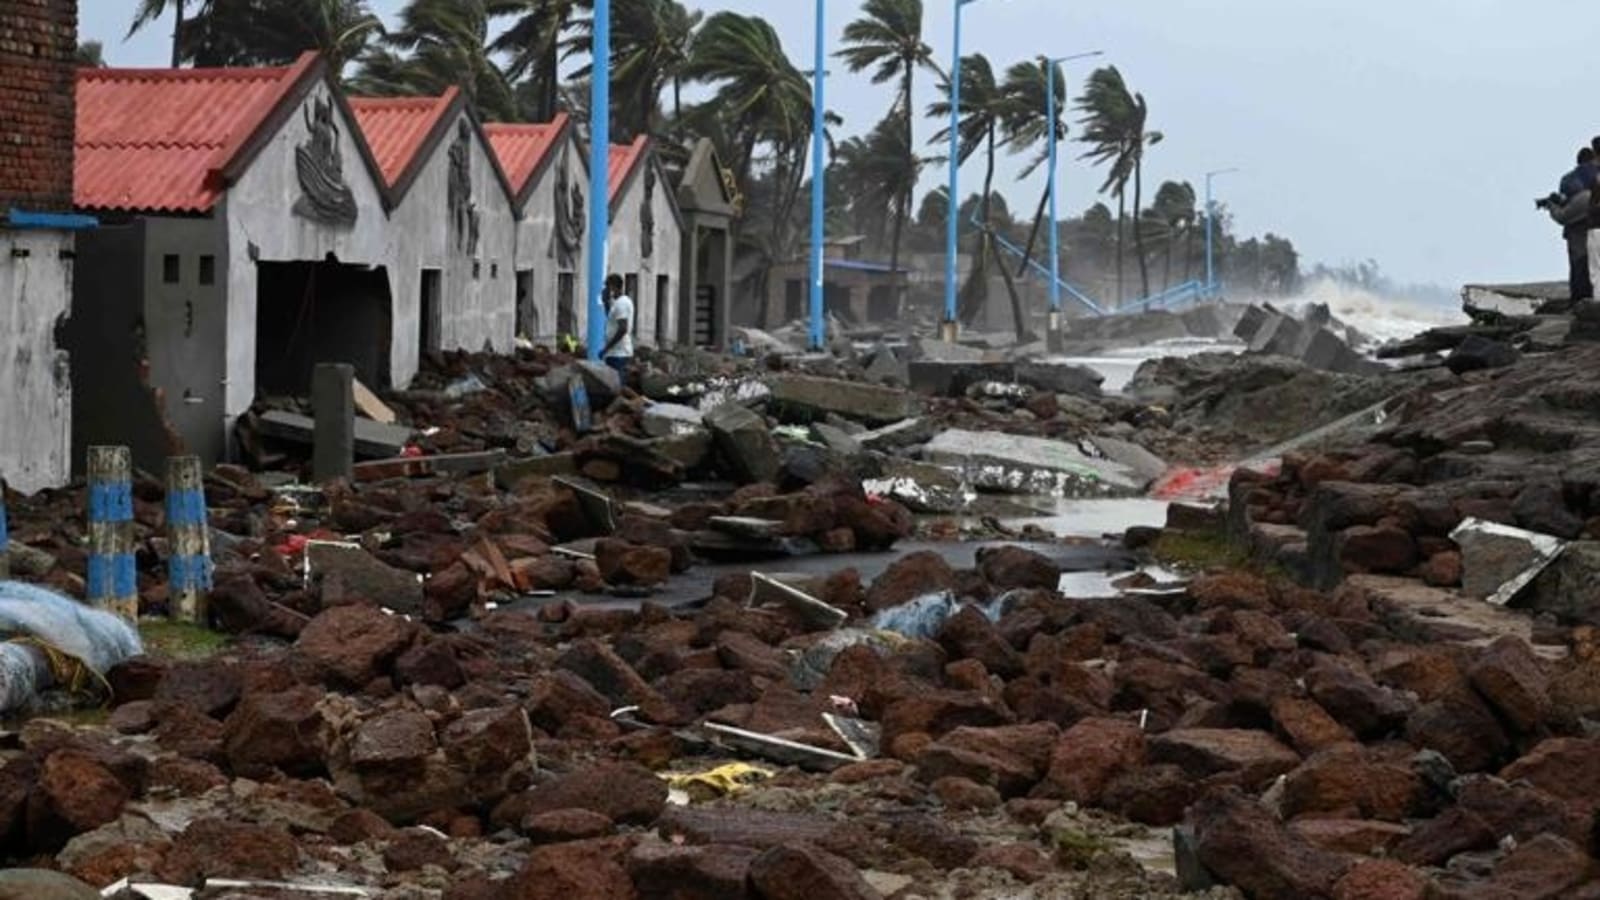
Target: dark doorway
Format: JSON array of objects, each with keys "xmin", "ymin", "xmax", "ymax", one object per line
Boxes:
[
  {"xmin": 868, "ymin": 285, "xmax": 896, "ymax": 321},
  {"xmin": 515, "ymin": 269, "xmax": 536, "ymax": 339},
  {"xmin": 692, "ymin": 284, "xmax": 716, "ymax": 348},
  {"xmin": 655, "ymin": 275, "xmax": 671, "ymax": 346},
  {"xmin": 256, "ymin": 259, "xmax": 393, "ymax": 397},
  {"xmin": 826, "ymin": 283, "xmax": 854, "ymax": 325},
  {"xmin": 557, "ymin": 273, "xmax": 576, "ymax": 337},
  {"xmin": 419, "ymin": 269, "xmax": 442, "ymax": 354},
  {"xmin": 784, "ymin": 279, "xmax": 803, "ymax": 322}
]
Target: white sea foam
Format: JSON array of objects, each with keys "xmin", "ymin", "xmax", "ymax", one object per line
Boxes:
[{"xmin": 1276, "ymin": 278, "xmax": 1467, "ymax": 347}]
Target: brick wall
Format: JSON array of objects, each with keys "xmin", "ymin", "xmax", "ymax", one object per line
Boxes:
[{"xmin": 0, "ymin": 0, "xmax": 76, "ymax": 213}]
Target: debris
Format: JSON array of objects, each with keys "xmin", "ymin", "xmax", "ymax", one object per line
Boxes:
[
  {"xmin": 256, "ymin": 410, "xmax": 412, "ymax": 460},
  {"xmin": 922, "ymin": 429, "xmax": 1148, "ymax": 497},
  {"xmin": 663, "ymin": 763, "xmax": 775, "ymax": 804},
  {"xmin": 704, "ymin": 404, "xmax": 782, "ymax": 484},
  {"xmin": 569, "ymin": 377, "xmax": 593, "ymax": 433},
  {"xmin": 554, "ymin": 476, "xmax": 618, "ymax": 534},
  {"xmin": 351, "ymin": 378, "xmax": 396, "ymax": 424},
  {"xmin": 748, "ymin": 573, "xmax": 848, "ymax": 630},
  {"xmin": 642, "ymin": 403, "xmax": 706, "ymax": 438},
  {"xmin": 701, "ymin": 722, "xmax": 859, "ymax": 771},
  {"xmin": 1449, "ymin": 518, "xmax": 1567, "ymax": 605},
  {"xmin": 352, "ymin": 449, "xmax": 507, "ymax": 482},
  {"xmin": 768, "ymin": 374, "xmax": 923, "ymax": 425}
]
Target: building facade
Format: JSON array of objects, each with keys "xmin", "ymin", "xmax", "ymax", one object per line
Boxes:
[
  {"xmin": 607, "ymin": 136, "xmax": 684, "ymax": 349},
  {"xmin": 0, "ymin": 0, "xmax": 82, "ymax": 493}
]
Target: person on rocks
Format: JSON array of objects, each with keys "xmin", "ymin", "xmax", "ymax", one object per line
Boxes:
[
  {"xmin": 601, "ymin": 273, "xmax": 635, "ymax": 377},
  {"xmin": 1551, "ymin": 147, "xmax": 1600, "ymax": 301}
]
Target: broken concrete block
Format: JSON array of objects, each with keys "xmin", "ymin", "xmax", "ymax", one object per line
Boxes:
[
  {"xmin": 1085, "ymin": 435, "xmax": 1168, "ymax": 484},
  {"xmin": 705, "ymin": 403, "xmax": 782, "ymax": 485},
  {"xmin": 810, "ymin": 423, "xmax": 862, "ymax": 457},
  {"xmin": 908, "ymin": 361, "xmax": 1016, "ymax": 397},
  {"xmin": 308, "ymin": 543, "xmax": 424, "ymax": 615},
  {"xmin": 1449, "ymin": 518, "xmax": 1567, "ymax": 605},
  {"xmin": 1301, "ymin": 327, "xmax": 1365, "ymax": 374},
  {"xmin": 1181, "ymin": 305, "xmax": 1224, "ymax": 339},
  {"xmin": 1250, "ymin": 314, "xmax": 1305, "ymax": 357},
  {"xmin": 494, "ymin": 453, "xmax": 579, "ymax": 489},
  {"xmin": 913, "ymin": 337, "xmax": 987, "ymax": 363},
  {"xmin": 858, "ymin": 418, "xmax": 938, "ymax": 452},
  {"xmin": 922, "ymin": 429, "xmax": 1147, "ymax": 497},
  {"xmin": 1232, "ymin": 306, "xmax": 1270, "ymax": 343},
  {"xmin": 257, "ymin": 410, "xmax": 412, "ymax": 460},
  {"xmin": 864, "ymin": 347, "xmax": 909, "ymax": 385},
  {"xmin": 575, "ymin": 361, "xmax": 622, "ymax": 404},
  {"xmin": 864, "ymin": 459, "xmax": 971, "ymax": 514},
  {"xmin": 1524, "ymin": 541, "xmax": 1600, "ymax": 625},
  {"xmin": 642, "ymin": 403, "xmax": 705, "ymax": 438},
  {"xmin": 768, "ymin": 374, "xmax": 923, "ymax": 425},
  {"xmin": 1014, "ymin": 360, "xmax": 1104, "ymax": 398}
]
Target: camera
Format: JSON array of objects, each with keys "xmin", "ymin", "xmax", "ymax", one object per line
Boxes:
[{"xmin": 1537, "ymin": 193, "xmax": 1564, "ymax": 211}]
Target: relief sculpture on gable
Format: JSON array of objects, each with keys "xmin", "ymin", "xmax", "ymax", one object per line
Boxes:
[
  {"xmin": 553, "ymin": 148, "xmax": 584, "ymax": 270},
  {"xmin": 292, "ymin": 96, "xmax": 358, "ymax": 227},
  {"xmin": 448, "ymin": 120, "xmax": 481, "ymax": 256},
  {"xmin": 641, "ymin": 164, "xmax": 656, "ymax": 260}
]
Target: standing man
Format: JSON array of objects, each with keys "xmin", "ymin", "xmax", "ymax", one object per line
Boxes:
[{"xmin": 601, "ymin": 273, "xmax": 634, "ymax": 376}]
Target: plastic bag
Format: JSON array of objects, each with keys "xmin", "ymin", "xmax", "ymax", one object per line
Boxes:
[{"xmin": 0, "ymin": 581, "xmax": 144, "ymax": 711}]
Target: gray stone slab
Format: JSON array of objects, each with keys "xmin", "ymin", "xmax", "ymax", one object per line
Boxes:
[
  {"xmin": 768, "ymin": 374, "xmax": 923, "ymax": 425},
  {"xmin": 642, "ymin": 403, "xmax": 705, "ymax": 438},
  {"xmin": 258, "ymin": 410, "xmax": 411, "ymax": 461},
  {"xmin": 1450, "ymin": 518, "xmax": 1567, "ymax": 605},
  {"xmin": 1015, "ymin": 360, "xmax": 1104, "ymax": 398},
  {"xmin": 922, "ymin": 429, "xmax": 1147, "ymax": 497},
  {"xmin": 704, "ymin": 404, "xmax": 781, "ymax": 484}
]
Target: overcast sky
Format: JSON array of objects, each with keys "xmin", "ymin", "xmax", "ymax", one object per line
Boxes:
[{"xmin": 79, "ymin": 0, "xmax": 1593, "ymax": 289}]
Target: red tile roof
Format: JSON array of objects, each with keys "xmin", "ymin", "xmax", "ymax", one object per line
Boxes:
[
  {"xmin": 348, "ymin": 89, "xmax": 458, "ymax": 189},
  {"xmin": 608, "ymin": 136, "xmax": 649, "ymax": 203},
  {"xmin": 75, "ymin": 54, "xmax": 318, "ymax": 214},
  {"xmin": 485, "ymin": 113, "xmax": 569, "ymax": 200}
]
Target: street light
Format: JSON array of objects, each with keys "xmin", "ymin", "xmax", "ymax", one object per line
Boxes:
[
  {"xmin": 1043, "ymin": 50, "xmax": 1103, "ymax": 341},
  {"xmin": 585, "ymin": 0, "xmax": 612, "ymax": 359},
  {"xmin": 808, "ymin": 0, "xmax": 827, "ymax": 350},
  {"xmin": 1204, "ymin": 167, "xmax": 1239, "ymax": 300},
  {"xmin": 943, "ymin": 0, "xmax": 991, "ymax": 342}
]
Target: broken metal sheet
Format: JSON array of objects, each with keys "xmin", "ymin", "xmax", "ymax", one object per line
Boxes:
[
  {"xmin": 1450, "ymin": 517, "xmax": 1568, "ymax": 606},
  {"xmin": 822, "ymin": 712, "xmax": 881, "ymax": 760},
  {"xmin": 553, "ymin": 475, "xmax": 617, "ymax": 535},
  {"xmin": 748, "ymin": 572, "xmax": 848, "ymax": 630},
  {"xmin": 701, "ymin": 721, "xmax": 859, "ymax": 771}
]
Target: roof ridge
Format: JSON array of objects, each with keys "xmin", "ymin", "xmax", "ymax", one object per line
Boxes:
[{"xmin": 78, "ymin": 66, "xmax": 289, "ymax": 82}]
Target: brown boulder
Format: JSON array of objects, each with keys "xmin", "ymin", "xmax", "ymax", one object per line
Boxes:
[
  {"xmin": 440, "ymin": 705, "xmax": 536, "ymax": 805},
  {"xmin": 1101, "ymin": 764, "xmax": 1196, "ymax": 827},
  {"xmin": 1271, "ymin": 696, "xmax": 1355, "ymax": 756},
  {"xmin": 156, "ymin": 818, "xmax": 299, "ymax": 883},
  {"xmin": 747, "ymin": 843, "xmax": 881, "ymax": 900},
  {"xmin": 519, "ymin": 763, "xmax": 668, "ymax": 826},
  {"xmin": 1291, "ymin": 819, "xmax": 1412, "ymax": 857},
  {"xmin": 1042, "ymin": 717, "xmax": 1146, "ymax": 804},
  {"xmin": 222, "ymin": 685, "xmax": 334, "ymax": 777},
  {"xmin": 971, "ymin": 843, "xmax": 1052, "ymax": 883},
  {"xmin": 1468, "ymin": 635, "xmax": 1551, "ymax": 733},
  {"xmin": 595, "ymin": 539, "xmax": 672, "ymax": 588},
  {"xmin": 627, "ymin": 842, "xmax": 757, "ymax": 900},
  {"xmin": 865, "ymin": 551, "xmax": 955, "ymax": 612},
  {"xmin": 1404, "ymin": 692, "xmax": 1510, "ymax": 773},
  {"xmin": 422, "ymin": 561, "xmax": 477, "ymax": 622},
  {"xmin": 527, "ymin": 670, "xmax": 615, "ymax": 734},
  {"xmin": 889, "ymin": 815, "xmax": 979, "ymax": 869},
  {"xmin": 976, "ymin": 545, "xmax": 1060, "ymax": 592},
  {"xmin": 1370, "ymin": 647, "xmax": 1466, "ymax": 703},
  {"xmin": 510, "ymin": 836, "xmax": 639, "ymax": 900},
  {"xmin": 1307, "ymin": 659, "xmax": 1413, "ymax": 739},
  {"xmin": 1500, "ymin": 737, "xmax": 1600, "ymax": 819},
  {"xmin": 1191, "ymin": 791, "xmax": 1350, "ymax": 900},
  {"xmin": 383, "ymin": 827, "xmax": 456, "ymax": 872},
  {"xmin": 1336, "ymin": 525, "xmax": 1417, "ymax": 574},
  {"xmin": 1149, "ymin": 728, "xmax": 1301, "ymax": 789},
  {"xmin": 930, "ymin": 775, "xmax": 1002, "ymax": 810},
  {"xmin": 1281, "ymin": 745, "xmax": 1421, "ymax": 822},
  {"xmin": 936, "ymin": 605, "xmax": 1024, "ymax": 678},
  {"xmin": 880, "ymin": 689, "xmax": 1013, "ymax": 747},
  {"xmin": 1332, "ymin": 859, "xmax": 1429, "ymax": 900},
  {"xmin": 525, "ymin": 809, "xmax": 616, "ymax": 844},
  {"xmin": 295, "ymin": 604, "xmax": 418, "ymax": 687},
  {"xmin": 1470, "ymin": 833, "xmax": 1594, "ymax": 899},
  {"xmin": 556, "ymin": 640, "xmax": 661, "ymax": 707},
  {"xmin": 27, "ymin": 751, "xmax": 129, "ymax": 850},
  {"xmin": 1420, "ymin": 551, "xmax": 1462, "ymax": 588},
  {"xmin": 1188, "ymin": 571, "xmax": 1274, "ymax": 610}
]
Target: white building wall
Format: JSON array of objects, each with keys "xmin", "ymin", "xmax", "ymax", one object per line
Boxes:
[
  {"xmin": 513, "ymin": 139, "xmax": 589, "ymax": 344},
  {"xmin": 220, "ymin": 80, "xmax": 403, "ymax": 422},
  {"xmin": 607, "ymin": 158, "xmax": 684, "ymax": 348},
  {"xmin": 0, "ymin": 229, "xmax": 72, "ymax": 493}
]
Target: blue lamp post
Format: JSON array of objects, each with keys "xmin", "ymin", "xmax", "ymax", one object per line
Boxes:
[
  {"xmin": 1204, "ymin": 167, "xmax": 1238, "ymax": 300},
  {"xmin": 808, "ymin": 0, "xmax": 827, "ymax": 350},
  {"xmin": 1043, "ymin": 50, "xmax": 1102, "ymax": 346},
  {"xmin": 586, "ymin": 0, "xmax": 612, "ymax": 359},
  {"xmin": 942, "ymin": 0, "xmax": 989, "ymax": 342}
]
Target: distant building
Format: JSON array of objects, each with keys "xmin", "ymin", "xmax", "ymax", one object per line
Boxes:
[
  {"xmin": 606, "ymin": 136, "xmax": 685, "ymax": 349},
  {"xmin": 0, "ymin": 0, "xmax": 86, "ymax": 493},
  {"xmin": 486, "ymin": 114, "xmax": 591, "ymax": 343},
  {"xmin": 761, "ymin": 237, "xmax": 909, "ymax": 329}
]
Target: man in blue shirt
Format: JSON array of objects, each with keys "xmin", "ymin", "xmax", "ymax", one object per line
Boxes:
[{"xmin": 1560, "ymin": 148, "xmax": 1598, "ymax": 301}]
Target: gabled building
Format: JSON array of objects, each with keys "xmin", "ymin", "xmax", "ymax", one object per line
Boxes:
[
  {"xmin": 71, "ymin": 52, "xmax": 401, "ymax": 471},
  {"xmin": 350, "ymin": 89, "xmax": 519, "ymax": 361},
  {"xmin": 673, "ymin": 138, "xmax": 736, "ymax": 350},
  {"xmin": 607, "ymin": 136, "xmax": 685, "ymax": 349},
  {"xmin": 1, "ymin": 0, "xmax": 85, "ymax": 493},
  {"xmin": 486, "ymin": 114, "xmax": 589, "ymax": 343}
]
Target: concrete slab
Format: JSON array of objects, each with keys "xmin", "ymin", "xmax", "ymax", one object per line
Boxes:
[{"xmin": 922, "ymin": 429, "xmax": 1149, "ymax": 497}]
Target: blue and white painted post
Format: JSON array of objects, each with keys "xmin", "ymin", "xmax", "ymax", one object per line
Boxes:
[
  {"xmin": 87, "ymin": 446, "xmax": 137, "ymax": 623},
  {"xmin": 165, "ymin": 456, "xmax": 211, "ymax": 624},
  {"xmin": 0, "ymin": 476, "xmax": 9, "ymax": 580},
  {"xmin": 1044, "ymin": 50, "xmax": 1104, "ymax": 349},
  {"xmin": 585, "ymin": 0, "xmax": 612, "ymax": 360},
  {"xmin": 807, "ymin": 0, "xmax": 827, "ymax": 351}
]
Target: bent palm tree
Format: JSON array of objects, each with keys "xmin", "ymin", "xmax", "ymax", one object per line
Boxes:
[
  {"xmin": 1076, "ymin": 66, "xmax": 1161, "ymax": 303},
  {"xmin": 998, "ymin": 56, "xmax": 1069, "ymax": 280},
  {"xmin": 129, "ymin": 0, "xmax": 186, "ymax": 67},
  {"xmin": 490, "ymin": 0, "xmax": 584, "ymax": 122},
  {"xmin": 178, "ymin": 0, "xmax": 384, "ymax": 74},
  {"xmin": 564, "ymin": 0, "xmax": 702, "ymax": 140},
  {"xmin": 929, "ymin": 54, "xmax": 1028, "ymax": 340},
  {"xmin": 351, "ymin": 0, "xmax": 517, "ymax": 120},
  {"xmin": 837, "ymin": 0, "xmax": 937, "ymax": 311}
]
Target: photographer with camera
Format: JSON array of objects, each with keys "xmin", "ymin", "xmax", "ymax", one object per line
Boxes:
[{"xmin": 1538, "ymin": 147, "xmax": 1599, "ymax": 301}]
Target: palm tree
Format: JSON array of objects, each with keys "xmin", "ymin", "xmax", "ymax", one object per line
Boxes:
[
  {"xmin": 929, "ymin": 54, "xmax": 1028, "ymax": 340},
  {"xmin": 837, "ymin": 0, "xmax": 937, "ymax": 310},
  {"xmin": 997, "ymin": 56, "xmax": 1068, "ymax": 280},
  {"xmin": 564, "ymin": 0, "xmax": 702, "ymax": 140},
  {"xmin": 490, "ymin": 0, "xmax": 584, "ymax": 123},
  {"xmin": 682, "ymin": 12, "xmax": 816, "ymax": 322},
  {"xmin": 1076, "ymin": 65, "xmax": 1161, "ymax": 304},
  {"xmin": 128, "ymin": 0, "xmax": 186, "ymax": 68},
  {"xmin": 1149, "ymin": 180, "xmax": 1197, "ymax": 288},
  {"xmin": 834, "ymin": 111, "xmax": 921, "ymax": 248},
  {"xmin": 177, "ymin": 0, "xmax": 384, "ymax": 75},
  {"xmin": 352, "ymin": 0, "xmax": 517, "ymax": 120},
  {"xmin": 76, "ymin": 40, "xmax": 106, "ymax": 67}
]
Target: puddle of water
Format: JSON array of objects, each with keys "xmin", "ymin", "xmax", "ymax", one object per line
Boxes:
[{"xmin": 1000, "ymin": 497, "xmax": 1171, "ymax": 539}]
